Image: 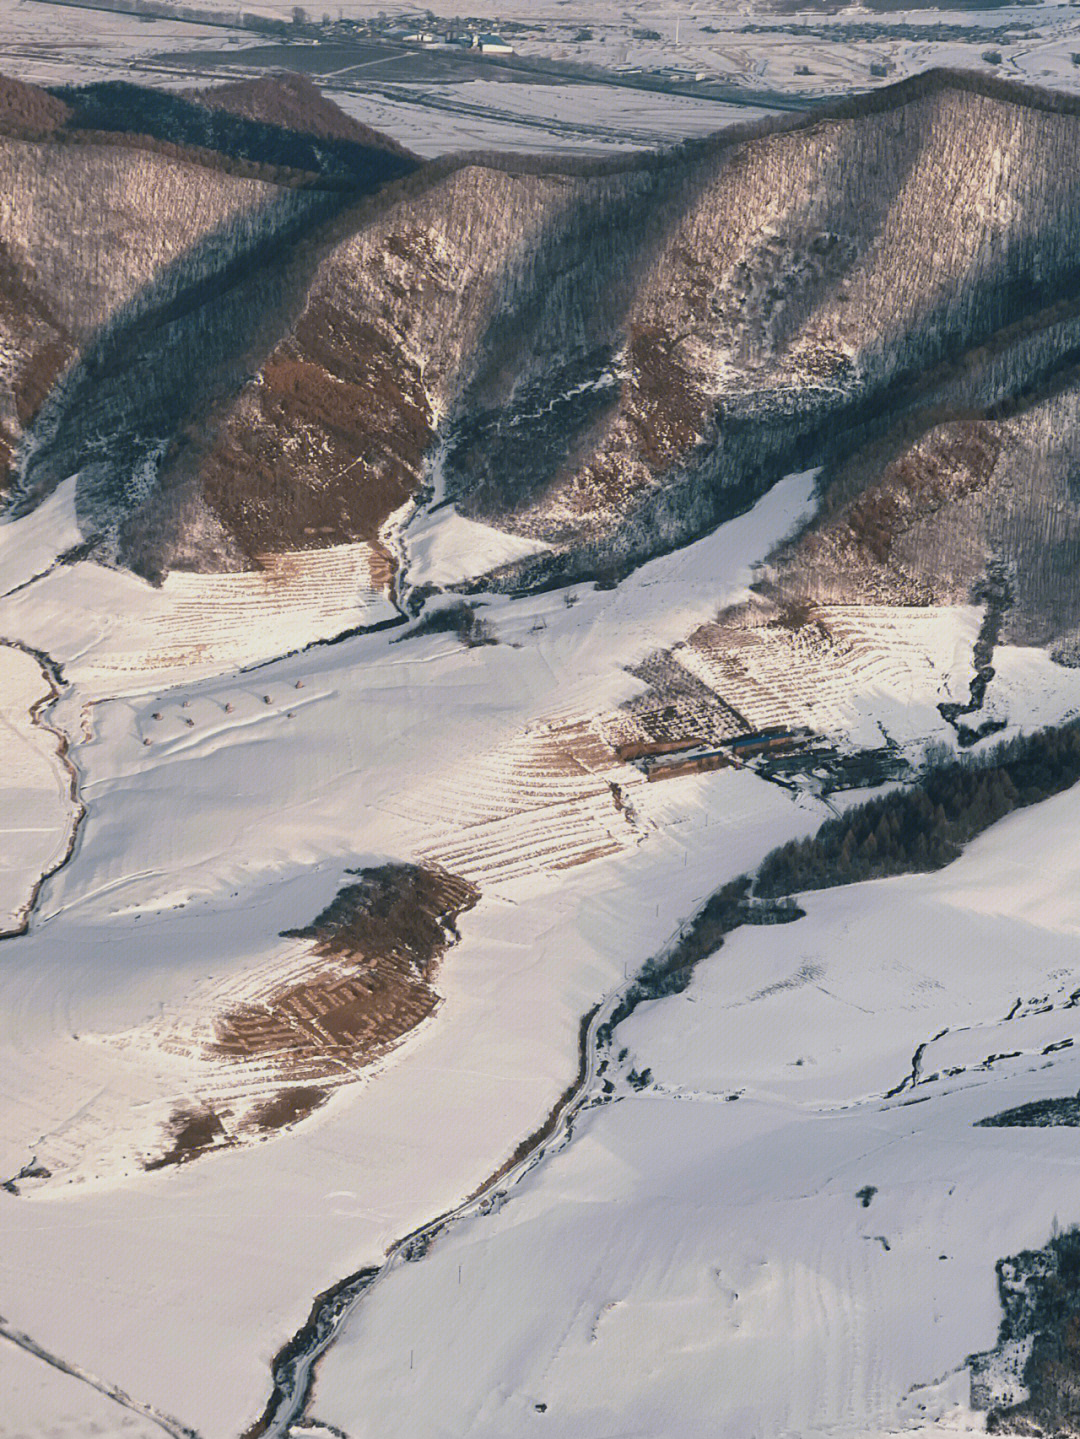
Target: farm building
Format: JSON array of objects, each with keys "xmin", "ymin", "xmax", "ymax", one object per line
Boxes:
[
  {"xmin": 474, "ymin": 33, "xmax": 514, "ymax": 52},
  {"xmin": 723, "ymin": 727, "xmax": 815, "ymax": 758},
  {"xmin": 643, "ymin": 750, "xmax": 733, "ymax": 783},
  {"xmin": 615, "ymin": 737, "xmax": 702, "ymax": 763}
]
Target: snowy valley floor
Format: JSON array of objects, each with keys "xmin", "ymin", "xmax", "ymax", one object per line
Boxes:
[
  {"xmin": 309, "ymin": 788, "xmax": 1080, "ymax": 1437},
  {"xmin": 9, "ymin": 0, "xmax": 1080, "ymax": 159},
  {"xmin": 4, "ymin": 472, "xmax": 1080, "ymax": 1436}
]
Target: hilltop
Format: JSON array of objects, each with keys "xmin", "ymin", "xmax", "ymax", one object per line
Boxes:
[
  {"xmin": 188, "ymin": 71, "xmax": 414, "ymax": 157},
  {"xmin": 4, "ymin": 67, "xmax": 1080, "ymax": 642}
]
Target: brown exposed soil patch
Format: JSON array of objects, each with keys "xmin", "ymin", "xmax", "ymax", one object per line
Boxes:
[
  {"xmin": 0, "ymin": 76, "xmax": 70, "ymax": 137},
  {"xmin": 144, "ymin": 1104, "xmax": 229, "ymax": 1171},
  {"xmin": 771, "ymin": 598, "xmax": 820, "ymax": 631},
  {"xmin": 552, "ymin": 840, "xmax": 624, "ymax": 866},
  {"xmin": 751, "ymin": 414, "xmax": 1011, "ymax": 610},
  {"xmin": 215, "ymin": 961, "xmax": 438, "ymax": 1068},
  {"xmin": 212, "ymin": 864, "xmax": 478, "ymax": 1072},
  {"xmin": 198, "ymin": 306, "xmax": 432, "ymax": 561},
  {"xmin": 840, "ymin": 421, "xmax": 1003, "ymax": 564},
  {"xmin": 13, "ymin": 337, "xmax": 70, "ymax": 429},
  {"xmin": 626, "ymin": 324, "xmax": 709, "ymax": 472},
  {"xmin": 0, "ymin": 244, "xmax": 72, "ymax": 494},
  {"xmin": 245, "ymin": 1086, "xmax": 329, "ymax": 1132},
  {"xmin": 290, "ymin": 864, "xmax": 479, "ymax": 964},
  {"xmin": 142, "ymin": 866, "xmax": 475, "ymax": 1171}
]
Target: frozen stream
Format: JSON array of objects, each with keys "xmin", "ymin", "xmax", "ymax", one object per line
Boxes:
[
  {"xmin": 255, "ymin": 970, "xmax": 625, "ymax": 1435},
  {"xmin": 252, "ymin": 885, "xmax": 799, "ymax": 1437},
  {"xmin": 0, "ymin": 642, "xmax": 82, "ymax": 938}
]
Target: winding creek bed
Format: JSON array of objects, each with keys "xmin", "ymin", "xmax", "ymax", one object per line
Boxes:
[{"xmin": 0, "ymin": 642, "xmax": 83, "ymax": 939}]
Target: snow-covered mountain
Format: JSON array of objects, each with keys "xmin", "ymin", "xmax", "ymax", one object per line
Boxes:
[
  {"xmin": 7, "ymin": 63, "xmax": 1080, "ymax": 1439},
  {"xmin": 5, "ymin": 70, "xmax": 1080, "ymax": 613}
]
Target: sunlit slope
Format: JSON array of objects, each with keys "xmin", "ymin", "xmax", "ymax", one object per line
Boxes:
[
  {"xmin": 430, "ymin": 74, "xmax": 1080, "ymax": 595},
  {"xmin": 9, "ymin": 71, "xmax": 1080, "ymax": 613},
  {"xmin": 0, "ymin": 72, "xmax": 419, "ymax": 583},
  {"xmin": 0, "ymin": 136, "xmax": 325, "ymax": 511}
]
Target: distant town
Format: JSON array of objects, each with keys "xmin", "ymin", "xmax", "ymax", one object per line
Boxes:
[{"xmin": 34, "ymin": 0, "xmax": 521, "ymax": 54}]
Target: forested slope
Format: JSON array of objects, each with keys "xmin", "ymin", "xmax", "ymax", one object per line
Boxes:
[{"xmin": 8, "ymin": 68, "xmax": 1080, "ymax": 622}]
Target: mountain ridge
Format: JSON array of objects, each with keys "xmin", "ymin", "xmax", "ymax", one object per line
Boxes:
[{"xmin": 6, "ymin": 68, "xmax": 1080, "ymax": 640}]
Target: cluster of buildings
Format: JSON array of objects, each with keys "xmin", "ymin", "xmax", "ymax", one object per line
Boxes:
[
  {"xmin": 617, "ymin": 727, "xmax": 907, "ymax": 793},
  {"xmin": 617, "ymin": 728, "xmax": 818, "ymax": 783},
  {"xmin": 37, "ymin": 1, "xmax": 516, "ymax": 53},
  {"xmin": 386, "ymin": 23, "xmax": 514, "ymax": 53}
]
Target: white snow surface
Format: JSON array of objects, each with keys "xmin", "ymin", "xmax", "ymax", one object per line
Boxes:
[
  {"xmin": 0, "ymin": 1338, "xmax": 161, "ymax": 1439},
  {"xmin": 0, "ymin": 476, "xmax": 81, "ymax": 596},
  {"xmin": 4, "ymin": 459, "xmax": 1080, "ymax": 1436},
  {"xmin": 403, "ymin": 503, "xmax": 552, "ymax": 588},
  {"xmin": 6, "ymin": 0, "xmax": 1080, "ymax": 160},
  {"xmin": 5, "ymin": 15, "xmax": 1080, "ymax": 1431},
  {"xmin": 0, "ymin": 540, "xmax": 398, "ymax": 698},
  {"xmin": 0, "ymin": 646, "xmax": 75, "ymax": 936},
  {"xmin": 312, "ymin": 787, "xmax": 1080, "ymax": 1439},
  {"xmin": 0, "ymin": 473, "xmax": 831, "ymax": 1437}
]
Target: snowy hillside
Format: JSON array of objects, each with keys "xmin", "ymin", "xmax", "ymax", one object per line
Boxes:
[
  {"xmin": 312, "ymin": 788, "xmax": 1080, "ymax": 1438},
  {"xmin": 11, "ymin": 71, "xmax": 1080, "ymax": 625},
  {"xmin": 8, "ymin": 59, "xmax": 1080, "ymax": 1439}
]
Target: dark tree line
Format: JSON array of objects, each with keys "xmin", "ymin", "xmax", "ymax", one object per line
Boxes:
[
  {"xmin": 971, "ymin": 1225, "xmax": 1080, "ymax": 1435},
  {"xmin": 757, "ymin": 723, "xmax": 1080, "ymax": 898},
  {"xmin": 598, "ymin": 878, "xmax": 803, "ymax": 1039},
  {"xmin": 52, "ymin": 82, "xmax": 418, "ymax": 189},
  {"xmin": 602, "ymin": 722, "xmax": 1080, "ymax": 1041}
]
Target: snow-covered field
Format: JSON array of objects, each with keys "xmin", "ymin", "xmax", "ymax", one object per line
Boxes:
[
  {"xmin": 0, "ymin": 645, "xmax": 77, "ymax": 936},
  {"xmin": 8, "ymin": 16, "xmax": 1080, "ymax": 1428},
  {"xmin": 1, "ymin": 539, "xmax": 397, "ymax": 694},
  {"xmin": 2, "ymin": 431, "xmax": 1080, "ymax": 1433},
  {"xmin": 7, "ymin": 0, "xmax": 1080, "ymax": 158},
  {"xmin": 0, "ymin": 1335, "xmax": 162, "ymax": 1439},
  {"xmin": 332, "ymin": 80, "xmax": 777, "ymax": 156},
  {"xmin": 5, "ymin": 445, "xmax": 1080, "ymax": 1434},
  {"xmin": 0, "ymin": 474, "xmax": 831, "ymax": 1436},
  {"xmin": 655, "ymin": 600, "xmax": 1080, "ymax": 758},
  {"xmin": 142, "ymin": 0, "xmax": 1080, "ymax": 101},
  {"xmin": 311, "ymin": 783, "xmax": 1080, "ymax": 1439}
]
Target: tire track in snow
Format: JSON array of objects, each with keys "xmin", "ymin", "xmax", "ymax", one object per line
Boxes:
[{"xmin": 0, "ymin": 1316, "xmax": 201, "ymax": 1439}]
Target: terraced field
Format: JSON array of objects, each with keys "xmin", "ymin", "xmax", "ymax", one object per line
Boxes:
[
  {"xmin": 94, "ymin": 543, "xmax": 396, "ymax": 682},
  {"xmin": 1, "ymin": 541, "xmax": 399, "ymax": 699},
  {"xmin": 614, "ymin": 602, "xmax": 980, "ymax": 756},
  {"xmin": 96, "ymin": 865, "xmax": 480, "ymax": 1172},
  {"xmin": 414, "ymin": 717, "xmax": 646, "ymax": 888}
]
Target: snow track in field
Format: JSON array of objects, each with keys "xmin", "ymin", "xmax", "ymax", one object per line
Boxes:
[
  {"xmin": 312, "ymin": 786, "xmax": 1080, "ymax": 1439},
  {"xmin": 6, "ymin": 462, "xmax": 1080, "ymax": 1438}
]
